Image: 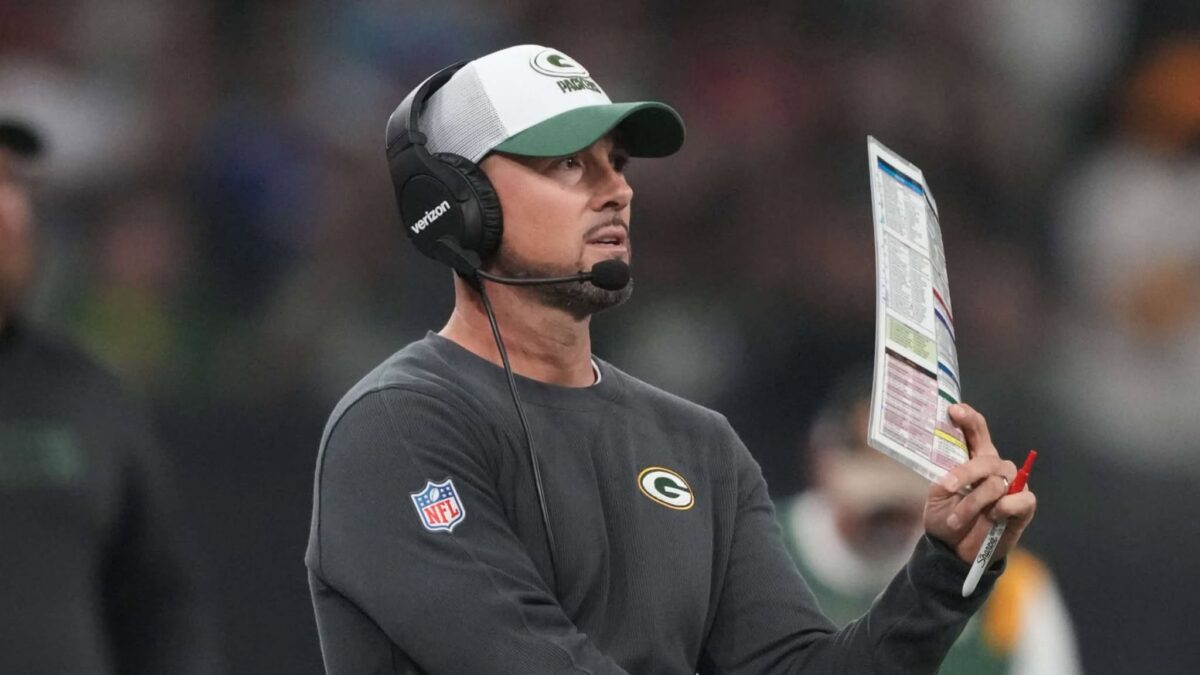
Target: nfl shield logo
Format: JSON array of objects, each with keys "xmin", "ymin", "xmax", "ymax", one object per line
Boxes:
[{"xmin": 410, "ymin": 478, "xmax": 465, "ymax": 533}]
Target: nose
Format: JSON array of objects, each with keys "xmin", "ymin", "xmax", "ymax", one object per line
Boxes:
[{"xmin": 591, "ymin": 163, "xmax": 633, "ymax": 213}]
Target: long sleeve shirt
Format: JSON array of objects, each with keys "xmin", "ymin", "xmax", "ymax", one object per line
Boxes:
[{"xmin": 307, "ymin": 332, "xmax": 1000, "ymax": 674}]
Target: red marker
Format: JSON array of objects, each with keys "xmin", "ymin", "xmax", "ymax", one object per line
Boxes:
[{"xmin": 962, "ymin": 450, "xmax": 1037, "ymax": 596}]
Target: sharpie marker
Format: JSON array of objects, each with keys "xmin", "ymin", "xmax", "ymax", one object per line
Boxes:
[{"xmin": 961, "ymin": 450, "xmax": 1037, "ymax": 597}]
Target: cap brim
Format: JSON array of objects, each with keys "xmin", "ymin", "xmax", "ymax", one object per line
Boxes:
[
  {"xmin": 0, "ymin": 120, "xmax": 43, "ymax": 157},
  {"xmin": 493, "ymin": 102, "xmax": 684, "ymax": 158}
]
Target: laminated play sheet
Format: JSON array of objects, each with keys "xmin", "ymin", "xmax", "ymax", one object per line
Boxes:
[{"xmin": 866, "ymin": 137, "xmax": 968, "ymax": 482}]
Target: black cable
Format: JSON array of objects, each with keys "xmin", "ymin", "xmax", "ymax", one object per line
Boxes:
[{"xmin": 476, "ymin": 282, "xmax": 560, "ymax": 589}]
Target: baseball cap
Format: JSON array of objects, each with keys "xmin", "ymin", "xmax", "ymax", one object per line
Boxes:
[
  {"xmin": 0, "ymin": 118, "xmax": 43, "ymax": 157},
  {"xmin": 407, "ymin": 44, "xmax": 684, "ymax": 162}
]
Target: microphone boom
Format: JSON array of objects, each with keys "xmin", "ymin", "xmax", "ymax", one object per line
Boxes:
[{"xmin": 476, "ymin": 259, "xmax": 630, "ymax": 290}]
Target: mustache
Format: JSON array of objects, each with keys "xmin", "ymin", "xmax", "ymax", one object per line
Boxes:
[{"xmin": 582, "ymin": 218, "xmax": 629, "ymax": 240}]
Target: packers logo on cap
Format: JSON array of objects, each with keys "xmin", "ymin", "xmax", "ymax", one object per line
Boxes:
[
  {"xmin": 637, "ymin": 467, "xmax": 694, "ymax": 510},
  {"xmin": 530, "ymin": 49, "xmax": 590, "ymax": 78}
]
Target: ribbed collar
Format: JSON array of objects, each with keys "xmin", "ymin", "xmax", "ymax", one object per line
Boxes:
[{"xmin": 422, "ymin": 331, "xmax": 623, "ymax": 412}]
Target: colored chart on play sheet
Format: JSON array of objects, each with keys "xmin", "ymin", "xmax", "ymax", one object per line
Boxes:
[{"xmin": 866, "ymin": 137, "xmax": 968, "ymax": 482}]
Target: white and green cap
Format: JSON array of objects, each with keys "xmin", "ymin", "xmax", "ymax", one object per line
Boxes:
[{"xmin": 418, "ymin": 44, "xmax": 684, "ymax": 162}]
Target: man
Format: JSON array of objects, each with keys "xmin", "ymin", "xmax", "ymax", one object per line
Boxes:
[
  {"xmin": 0, "ymin": 118, "xmax": 212, "ymax": 673},
  {"xmin": 306, "ymin": 44, "xmax": 1037, "ymax": 674},
  {"xmin": 777, "ymin": 371, "xmax": 1079, "ymax": 674}
]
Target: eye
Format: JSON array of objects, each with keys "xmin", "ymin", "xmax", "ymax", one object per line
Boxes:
[
  {"xmin": 611, "ymin": 154, "xmax": 630, "ymax": 173},
  {"xmin": 557, "ymin": 155, "xmax": 581, "ymax": 170}
]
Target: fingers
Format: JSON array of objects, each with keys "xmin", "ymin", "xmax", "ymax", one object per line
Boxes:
[
  {"xmin": 930, "ymin": 453, "xmax": 1019, "ymax": 534},
  {"xmin": 949, "ymin": 403, "xmax": 997, "ymax": 459},
  {"xmin": 989, "ymin": 488, "xmax": 1037, "ymax": 523},
  {"xmin": 933, "ymin": 455, "xmax": 1016, "ymax": 497},
  {"xmin": 945, "ymin": 473, "xmax": 1010, "ymax": 531},
  {"xmin": 993, "ymin": 489, "xmax": 1038, "ymax": 560}
]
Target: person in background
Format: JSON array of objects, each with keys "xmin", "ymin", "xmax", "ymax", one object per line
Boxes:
[
  {"xmin": 776, "ymin": 369, "xmax": 1080, "ymax": 675},
  {"xmin": 0, "ymin": 117, "xmax": 214, "ymax": 674},
  {"xmin": 1039, "ymin": 33, "xmax": 1200, "ymax": 673},
  {"xmin": 1051, "ymin": 34, "xmax": 1200, "ymax": 475}
]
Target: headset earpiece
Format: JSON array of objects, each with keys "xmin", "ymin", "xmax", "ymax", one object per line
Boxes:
[
  {"xmin": 433, "ymin": 153, "xmax": 502, "ymax": 257},
  {"xmin": 386, "ymin": 63, "xmax": 503, "ymax": 278}
]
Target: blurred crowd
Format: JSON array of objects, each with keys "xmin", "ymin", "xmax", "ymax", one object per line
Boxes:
[{"xmin": 3, "ymin": 0, "xmax": 1199, "ymax": 673}]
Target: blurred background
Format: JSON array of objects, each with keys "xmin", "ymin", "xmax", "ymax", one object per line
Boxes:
[{"xmin": 3, "ymin": 0, "xmax": 1199, "ymax": 672}]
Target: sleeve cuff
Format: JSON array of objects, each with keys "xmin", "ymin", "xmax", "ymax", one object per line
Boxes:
[{"xmin": 908, "ymin": 535, "xmax": 1007, "ymax": 610}]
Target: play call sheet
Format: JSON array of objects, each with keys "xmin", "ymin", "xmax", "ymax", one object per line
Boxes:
[{"xmin": 866, "ymin": 137, "xmax": 968, "ymax": 482}]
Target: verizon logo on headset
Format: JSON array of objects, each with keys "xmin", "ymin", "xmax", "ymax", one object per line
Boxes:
[{"xmin": 410, "ymin": 200, "xmax": 451, "ymax": 234}]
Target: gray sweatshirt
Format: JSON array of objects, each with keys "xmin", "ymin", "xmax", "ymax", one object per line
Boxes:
[{"xmin": 306, "ymin": 332, "xmax": 998, "ymax": 674}]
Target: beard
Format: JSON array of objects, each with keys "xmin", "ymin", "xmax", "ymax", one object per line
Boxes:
[{"xmin": 487, "ymin": 245, "xmax": 634, "ymax": 320}]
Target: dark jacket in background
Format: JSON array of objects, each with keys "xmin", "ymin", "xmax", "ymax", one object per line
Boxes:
[{"xmin": 0, "ymin": 319, "xmax": 213, "ymax": 674}]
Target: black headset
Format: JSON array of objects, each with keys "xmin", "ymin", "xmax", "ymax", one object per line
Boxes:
[{"xmin": 385, "ymin": 62, "xmax": 503, "ymax": 284}]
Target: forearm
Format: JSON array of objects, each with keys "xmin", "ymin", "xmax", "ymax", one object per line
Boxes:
[
  {"xmin": 702, "ymin": 434, "xmax": 1000, "ymax": 674},
  {"xmin": 834, "ymin": 535, "xmax": 1001, "ymax": 673}
]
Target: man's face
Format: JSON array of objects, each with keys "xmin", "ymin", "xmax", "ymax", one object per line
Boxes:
[
  {"xmin": 0, "ymin": 148, "xmax": 36, "ymax": 316},
  {"xmin": 815, "ymin": 397, "xmax": 928, "ymax": 559},
  {"xmin": 480, "ymin": 134, "xmax": 634, "ymax": 318}
]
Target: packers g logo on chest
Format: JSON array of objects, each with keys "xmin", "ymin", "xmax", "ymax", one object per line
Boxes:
[{"xmin": 637, "ymin": 466, "xmax": 694, "ymax": 510}]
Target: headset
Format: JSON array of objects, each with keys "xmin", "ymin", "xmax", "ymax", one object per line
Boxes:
[
  {"xmin": 385, "ymin": 62, "xmax": 501, "ymax": 285},
  {"xmin": 384, "ymin": 64, "xmax": 631, "ymax": 289}
]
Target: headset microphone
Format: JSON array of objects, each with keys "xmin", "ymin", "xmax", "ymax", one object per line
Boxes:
[
  {"xmin": 586, "ymin": 259, "xmax": 631, "ymax": 290},
  {"xmin": 476, "ymin": 259, "xmax": 631, "ymax": 290}
]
